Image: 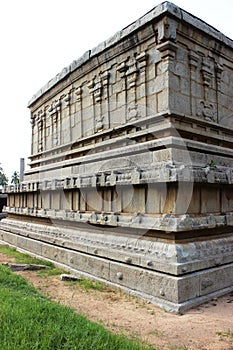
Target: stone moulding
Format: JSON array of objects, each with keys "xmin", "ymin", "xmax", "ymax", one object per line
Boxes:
[
  {"xmin": 3, "ymin": 208, "xmax": 232, "ymax": 232},
  {"xmin": 1, "ymin": 219, "xmax": 233, "ymax": 313},
  {"xmin": 1, "ymin": 1, "xmax": 233, "ymax": 312},
  {"xmin": 4, "ymin": 165, "xmax": 233, "ymax": 194},
  {"xmin": 1, "ymin": 219, "xmax": 233, "ymax": 275}
]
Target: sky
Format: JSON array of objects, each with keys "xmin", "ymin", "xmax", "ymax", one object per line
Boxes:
[{"xmin": 0, "ymin": 0, "xmax": 232, "ymax": 180}]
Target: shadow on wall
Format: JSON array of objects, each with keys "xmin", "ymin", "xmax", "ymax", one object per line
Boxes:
[{"xmin": 0, "ymin": 193, "xmax": 7, "ymax": 220}]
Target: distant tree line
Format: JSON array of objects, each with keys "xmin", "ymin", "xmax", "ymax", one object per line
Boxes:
[{"xmin": 0, "ymin": 164, "xmax": 20, "ymax": 187}]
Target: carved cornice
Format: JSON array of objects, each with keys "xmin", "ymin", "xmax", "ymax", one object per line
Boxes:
[
  {"xmin": 3, "ymin": 206, "xmax": 233, "ymax": 234},
  {"xmin": 157, "ymin": 40, "xmax": 177, "ymax": 59},
  {"xmin": 4, "ymin": 164, "xmax": 233, "ymax": 196}
]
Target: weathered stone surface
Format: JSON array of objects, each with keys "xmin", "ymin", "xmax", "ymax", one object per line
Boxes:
[
  {"xmin": 1, "ymin": 1, "xmax": 233, "ymax": 312},
  {"xmin": 60, "ymin": 274, "xmax": 80, "ymax": 282},
  {"xmin": 8, "ymin": 264, "xmax": 49, "ymax": 271}
]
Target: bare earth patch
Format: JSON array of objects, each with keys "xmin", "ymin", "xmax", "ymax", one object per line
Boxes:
[{"xmin": 1, "ymin": 253, "xmax": 233, "ymax": 350}]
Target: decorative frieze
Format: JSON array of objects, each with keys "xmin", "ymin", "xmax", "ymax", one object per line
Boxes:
[
  {"xmin": 2, "ymin": 219, "xmax": 233, "ymax": 271},
  {"xmin": 3, "ymin": 206, "xmax": 230, "ymax": 233},
  {"xmin": 4, "ymin": 164, "xmax": 233, "ymax": 196}
]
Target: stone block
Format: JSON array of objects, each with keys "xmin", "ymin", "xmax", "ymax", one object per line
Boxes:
[
  {"xmin": 85, "ymin": 189, "xmax": 102, "ymax": 212},
  {"xmin": 221, "ymin": 188, "xmax": 233, "ymax": 212},
  {"xmin": 187, "ymin": 185, "xmax": 201, "ymax": 214},
  {"xmin": 199, "ymin": 264, "xmax": 233, "ymax": 296},
  {"xmin": 170, "ymin": 92, "xmax": 191, "ymax": 115},
  {"xmin": 176, "ymin": 274, "xmax": 200, "ymax": 303},
  {"xmin": 169, "ymin": 74, "xmax": 180, "ymax": 91},
  {"xmin": 146, "ymin": 184, "xmax": 167, "ymax": 214},
  {"xmin": 201, "ymin": 186, "xmax": 220, "ymax": 213},
  {"xmin": 69, "ymin": 252, "xmax": 110, "ymax": 280},
  {"xmin": 51, "ymin": 191, "xmax": 61, "ymax": 210},
  {"xmin": 109, "ymin": 261, "xmax": 179, "ymax": 303}
]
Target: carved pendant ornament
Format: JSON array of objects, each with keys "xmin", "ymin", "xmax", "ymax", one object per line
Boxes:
[
  {"xmin": 196, "ymin": 101, "xmax": 216, "ymax": 122},
  {"xmin": 127, "ymin": 104, "xmax": 139, "ymax": 121}
]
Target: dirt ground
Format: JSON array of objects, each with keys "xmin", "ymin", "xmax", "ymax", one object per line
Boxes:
[{"xmin": 1, "ymin": 253, "xmax": 233, "ymax": 350}]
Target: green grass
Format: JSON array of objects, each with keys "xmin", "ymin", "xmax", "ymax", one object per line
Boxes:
[
  {"xmin": 78, "ymin": 277, "xmax": 106, "ymax": 291},
  {"xmin": 0, "ymin": 264, "xmax": 153, "ymax": 350},
  {"xmin": 37, "ymin": 267, "xmax": 66, "ymax": 277},
  {"xmin": 216, "ymin": 329, "xmax": 233, "ymax": 340},
  {"xmin": 0, "ymin": 245, "xmax": 53, "ymax": 267},
  {"xmin": 37, "ymin": 268, "xmax": 106, "ymax": 291},
  {"xmin": 0, "ymin": 244, "xmax": 107, "ymax": 290}
]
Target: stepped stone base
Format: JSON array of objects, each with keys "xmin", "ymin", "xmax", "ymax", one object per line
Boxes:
[
  {"xmin": 1, "ymin": 217, "xmax": 233, "ymax": 313},
  {"xmin": 2, "ymin": 2, "xmax": 233, "ymax": 313}
]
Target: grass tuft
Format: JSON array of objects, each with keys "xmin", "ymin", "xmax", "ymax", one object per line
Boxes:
[
  {"xmin": 0, "ymin": 245, "xmax": 53, "ymax": 267},
  {"xmin": 78, "ymin": 277, "xmax": 106, "ymax": 291},
  {"xmin": 36, "ymin": 267, "xmax": 66, "ymax": 277},
  {"xmin": 216, "ymin": 329, "xmax": 233, "ymax": 340}
]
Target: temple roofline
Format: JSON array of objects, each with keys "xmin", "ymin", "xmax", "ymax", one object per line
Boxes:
[{"xmin": 28, "ymin": 1, "xmax": 233, "ymax": 107}]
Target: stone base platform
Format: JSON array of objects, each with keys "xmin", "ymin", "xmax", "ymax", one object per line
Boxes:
[{"xmin": 0, "ymin": 217, "xmax": 233, "ymax": 313}]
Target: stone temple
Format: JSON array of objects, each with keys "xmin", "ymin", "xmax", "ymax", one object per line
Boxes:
[{"xmin": 0, "ymin": 2, "xmax": 233, "ymax": 313}]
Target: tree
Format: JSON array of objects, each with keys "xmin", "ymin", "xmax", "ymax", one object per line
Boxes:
[
  {"xmin": 11, "ymin": 171, "xmax": 20, "ymax": 185},
  {"xmin": 0, "ymin": 164, "xmax": 8, "ymax": 187}
]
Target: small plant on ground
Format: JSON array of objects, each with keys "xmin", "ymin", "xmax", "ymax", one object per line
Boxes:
[
  {"xmin": 36, "ymin": 267, "xmax": 66, "ymax": 277},
  {"xmin": 216, "ymin": 329, "xmax": 233, "ymax": 340},
  {"xmin": 149, "ymin": 329, "xmax": 165, "ymax": 338},
  {"xmin": 78, "ymin": 276, "xmax": 106, "ymax": 291}
]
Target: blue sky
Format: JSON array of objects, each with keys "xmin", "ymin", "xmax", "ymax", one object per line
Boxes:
[{"xmin": 0, "ymin": 0, "xmax": 232, "ymax": 178}]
